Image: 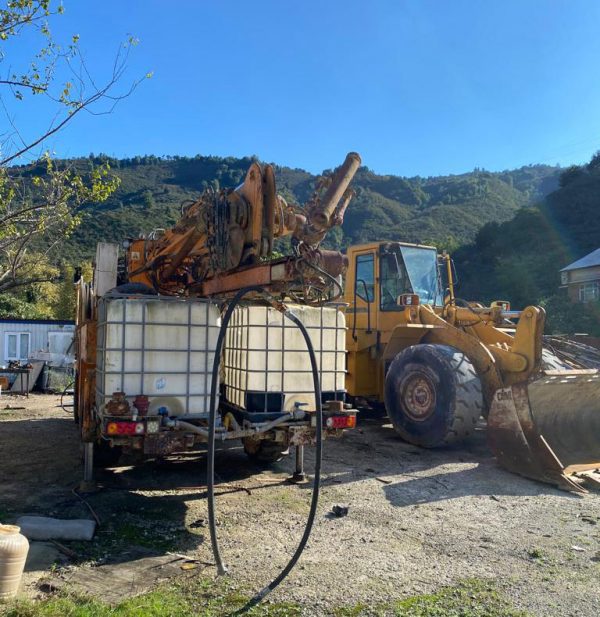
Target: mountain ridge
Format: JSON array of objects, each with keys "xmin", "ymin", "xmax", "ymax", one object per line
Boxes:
[{"xmin": 40, "ymin": 154, "xmax": 560, "ymax": 261}]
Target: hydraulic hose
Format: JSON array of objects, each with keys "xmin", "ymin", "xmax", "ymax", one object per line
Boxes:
[{"xmin": 207, "ymin": 285, "xmax": 323, "ymax": 610}]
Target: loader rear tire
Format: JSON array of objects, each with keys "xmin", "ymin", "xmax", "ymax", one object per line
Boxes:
[
  {"xmin": 242, "ymin": 437, "xmax": 288, "ymax": 464},
  {"xmin": 385, "ymin": 344, "xmax": 483, "ymax": 447}
]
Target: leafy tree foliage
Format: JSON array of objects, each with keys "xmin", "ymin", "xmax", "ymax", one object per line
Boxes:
[
  {"xmin": 0, "ymin": 0, "xmax": 145, "ymax": 315},
  {"xmin": 454, "ymin": 152, "xmax": 600, "ymax": 335},
  {"xmin": 0, "ymin": 156, "xmax": 118, "ymax": 291},
  {"xmin": 1, "ymin": 150, "xmax": 568, "ymax": 323}
]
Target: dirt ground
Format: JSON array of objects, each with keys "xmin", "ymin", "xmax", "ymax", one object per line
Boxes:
[{"xmin": 1, "ymin": 394, "xmax": 599, "ymax": 616}]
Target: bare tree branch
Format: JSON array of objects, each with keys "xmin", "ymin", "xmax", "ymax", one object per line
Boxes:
[
  {"xmin": 0, "ymin": 79, "xmax": 47, "ymax": 90},
  {"xmin": 0, "ymin": 5, "xmax": 47, "ymax": 36},
  {"xmin": 0, "ymin": 1, "xmax": 142, "ymax": 297}
]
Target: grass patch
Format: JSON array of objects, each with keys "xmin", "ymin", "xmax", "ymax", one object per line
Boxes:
[
  {"xmin": 112, "ymin": 520, "xmax": 178, "ymax": 552},
  {"xmin": 391, "ymin": 579, "xmax": 528, "ymax": 616},
  {"xmin": 335, "ymin": 580, "xmax": 529, "ymax": 617},
  {"xmin": 527, "ymin": 548, "xmax": 545, "ymax": 560},
  {"xmin": 259, "ymin": 488, "xmax": 309, "ymax": 516},
  {"xmin": 1, "ymin": 577, "xmax": 300, "ymax": 617},
  {"xmin": 65, "ymin": 517, "xmax": 183, "ymax": 565},
  {"xmin": 333, "ymin": 605, "xmax": 369, "ymax": 616},
  {"xmin": 1, "ymin": 578, "xmax": 529, "ymax": 617}
]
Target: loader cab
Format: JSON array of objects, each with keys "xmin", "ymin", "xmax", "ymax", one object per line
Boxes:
[
  {"xmin": 344, "ymin": 241, "xmax": 442, "ymax": 317},
  {"xmin": 344, "ymin": 241, "xmax": 444, "ymax": 399}
]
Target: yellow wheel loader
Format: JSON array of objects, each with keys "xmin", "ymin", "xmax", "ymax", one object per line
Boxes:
[{"xmin": 344, "ymin": 241, "xmax": 600, "ymax": 492}]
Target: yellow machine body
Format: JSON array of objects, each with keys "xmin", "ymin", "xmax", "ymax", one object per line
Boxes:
[{"xmin": 344, "ymin": 241, "xmax": 600, "ymax": 492}]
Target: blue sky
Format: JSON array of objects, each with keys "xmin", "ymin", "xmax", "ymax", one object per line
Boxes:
[{"xmin": 5, "ymin": 0, "xmax": 600, "ymax": 176}]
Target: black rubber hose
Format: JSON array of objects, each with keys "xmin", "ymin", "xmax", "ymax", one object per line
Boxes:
[
  {"xmin": 60, "ymin": 381, "xmax": 75, "ymax": 413},
  {"xmin": 207, "ymin": 286, "xmax": 323, "ymax": 609}
]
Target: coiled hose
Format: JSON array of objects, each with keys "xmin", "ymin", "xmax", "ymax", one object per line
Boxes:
[{"xmin": 207, "ymin": 285, "xmax": 323, "ymax": 610}]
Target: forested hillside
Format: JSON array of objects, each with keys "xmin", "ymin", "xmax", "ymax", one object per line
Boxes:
[
  {"xmin": 9, "ymin": 153, "xmax": 590, "ymax": 327},
  {"xmin": 40, "ymin": 154, "xmax": 559, "ymax": 261},
  {"xmin": 454, "ymin": 153, "xmax": 600, "ymax": 334}
]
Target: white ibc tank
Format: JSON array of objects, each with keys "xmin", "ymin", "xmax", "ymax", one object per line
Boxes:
[
  {"xmin": 96, "ymin": 296, "xmax": 220, "ymax": 416},
  {"xmin": 223, "ymin": 304, "xmax": 346, "ymax": 412}
]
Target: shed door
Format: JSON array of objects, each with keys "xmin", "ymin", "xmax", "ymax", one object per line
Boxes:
[{"xmin": 48, "ymin": 331, "xmax": 73, "ymax": 355}]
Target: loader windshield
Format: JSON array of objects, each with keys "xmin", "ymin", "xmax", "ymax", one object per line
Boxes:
[
  {"xmin": 401, "ymin": 246, "xmax": 440, "ymax": 305},
  {"xmin": 380, "ymin": 244, "xmax": 440, "ymax": 309}
]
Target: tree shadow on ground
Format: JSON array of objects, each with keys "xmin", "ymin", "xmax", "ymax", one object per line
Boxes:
[
  {"xmin": 69, "ymin": 445, "xmax": 294, "ymax": 566},
  {"xmin": 0, "ymin": 414, "xmax": 293, "ymax": 570}
]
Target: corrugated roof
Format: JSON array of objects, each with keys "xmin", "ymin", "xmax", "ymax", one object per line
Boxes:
[{"xmin": 561, "ymin": 248, "xmax": 600, "ymax": 272}]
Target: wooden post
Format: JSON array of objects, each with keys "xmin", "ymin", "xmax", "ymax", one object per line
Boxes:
[{"xmin": 94, "ymin": 242, "xmax": 119, "ymax": 297}]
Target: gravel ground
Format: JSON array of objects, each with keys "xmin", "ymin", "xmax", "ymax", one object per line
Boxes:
[{"xmin": 1, "ymin": 394, "xmax": 599, "ymax": 616}]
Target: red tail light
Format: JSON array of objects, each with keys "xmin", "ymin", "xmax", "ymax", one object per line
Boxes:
[
  {"xmin": 106, "ymin": 421, "xmax": 145, "ymax": 436},
  {"xmin": 325, "ymin": 414, "xmax": 357, "ymax": 429}
]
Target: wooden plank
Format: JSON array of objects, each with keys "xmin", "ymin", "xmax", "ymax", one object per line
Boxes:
[
  {"xmin": 42, "ymin": 549, "xmax": 198, "ymax": 605},
  {"xmin": 94, "ymin": 242, "xmax": 119, "ymax": 297}
]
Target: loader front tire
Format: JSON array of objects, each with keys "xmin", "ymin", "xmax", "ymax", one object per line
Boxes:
[{"xmin": 385, "ymin": 344, "xmax": 483, "ymax": 447}]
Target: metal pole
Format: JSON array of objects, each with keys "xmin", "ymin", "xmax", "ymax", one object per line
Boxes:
[
  {"xmin": 311, "ymin": 152, "xmax": 361, "ymax": 231},
  {"xmin": 80, "ymin": 442, "xmax": 95, "ymax": 491}
]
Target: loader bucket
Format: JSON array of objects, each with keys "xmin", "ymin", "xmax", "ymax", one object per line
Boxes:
[{"xmin": 488, "ymin": 370, "xmax": 600, "ymax": 493}]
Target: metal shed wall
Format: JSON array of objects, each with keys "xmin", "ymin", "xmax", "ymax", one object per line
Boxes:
[{"xmin": 0, "ymin": 321, "xmax": 75, "ymax": 365}]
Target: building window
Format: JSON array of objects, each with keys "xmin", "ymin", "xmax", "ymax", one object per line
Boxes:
[
  {"xmin": 5, "ymin": 332, "xmax": 30, "ymax": 361},
  {"xmin": 579, "ymin": 282, "xmax": 600, "ymax": 303}
]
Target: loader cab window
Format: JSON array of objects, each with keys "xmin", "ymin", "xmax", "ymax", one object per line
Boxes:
[
  {"xmin": 355, "ymin": 253, "xmax": 375, "ymax": 302},
  {"xmin": 380, "ymin": 251, "xmax": 412, "ymax": 310},
  {"xmin": 380, "ymin": 245, "xmax": 441, "ymax": 310},
  {"xmin": 401, "ymin": 245, "xmax": 440, "ymax": 305}
]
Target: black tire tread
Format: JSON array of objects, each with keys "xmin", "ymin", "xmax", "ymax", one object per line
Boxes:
[
  {"xmin": 389, "ymin": 344, "xmax": 483, "ymax": 447},
  {"xmin": 441, "ymin": 347, "xmax": 483, "ymax": 445}
]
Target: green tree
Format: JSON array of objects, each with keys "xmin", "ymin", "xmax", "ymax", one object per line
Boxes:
[
  {"xmin": 50, "ymin": 261, "xmax": 91, "ymax": 319},
  {"xmin": 0, "ymin": 1, "xmax": 148, "ymax": 291},
  {"xmin": 52, "ymin": 264, "xmax": 76, "ymax": 320}
]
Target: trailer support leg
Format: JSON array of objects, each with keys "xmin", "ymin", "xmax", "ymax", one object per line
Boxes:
[
  {"xmin": 288, "ymin": 445, "xmax": 307, "ymax": 484},
  {"xmin": 80, "ymin": 442, "xmax": 95, "ymax": 492}
]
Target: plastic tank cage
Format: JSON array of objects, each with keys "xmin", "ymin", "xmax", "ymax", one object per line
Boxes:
[
  {"xmin": 223, "ymin": 303, "xmax": 347, "ymax": 413},
  {"xmin": 96, "ymin": 295, "xmax": 221, "ymax": 417}
]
